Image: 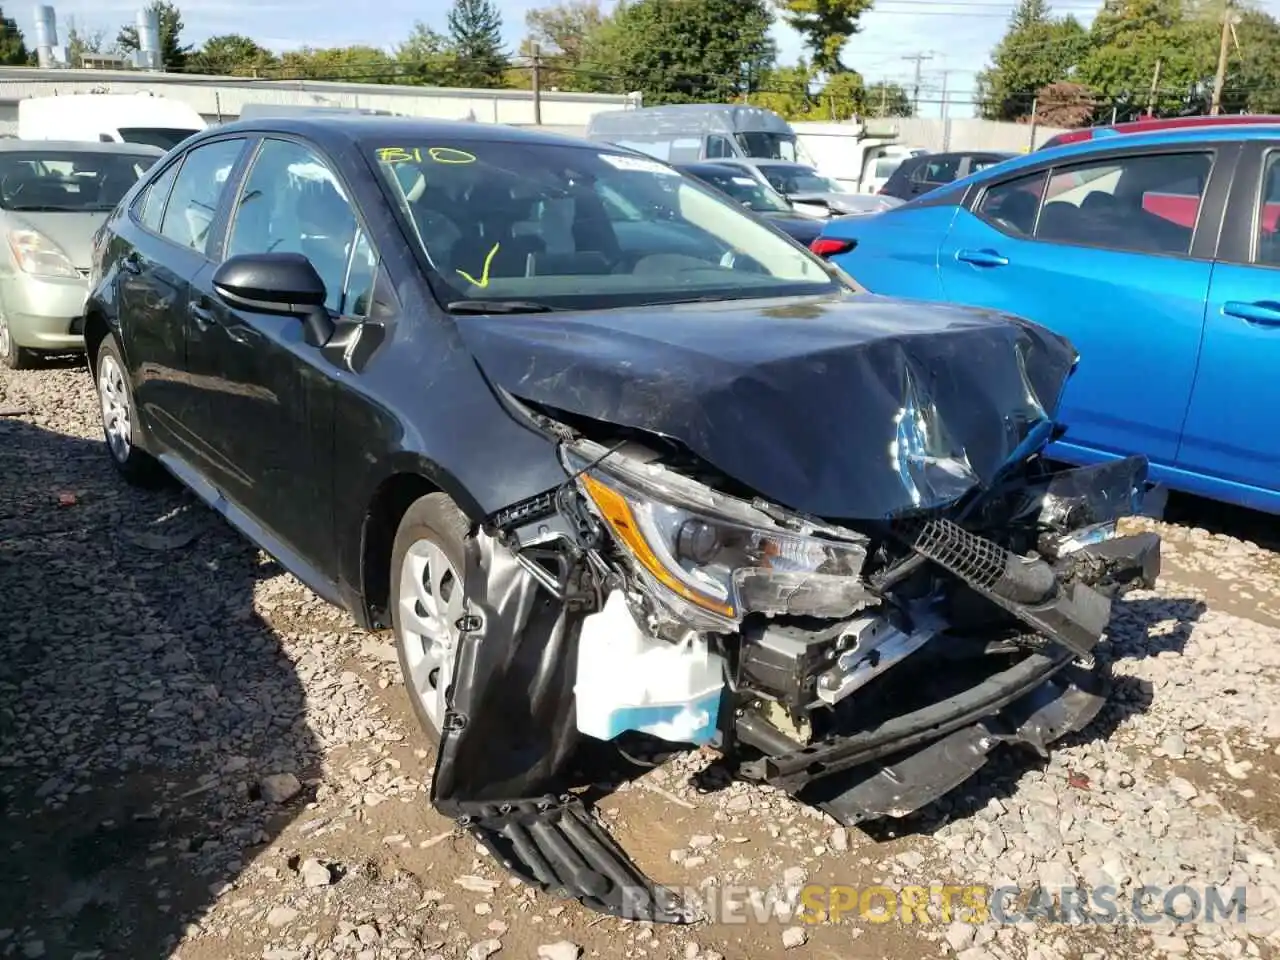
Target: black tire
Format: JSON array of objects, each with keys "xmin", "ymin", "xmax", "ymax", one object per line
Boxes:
[
  {"xmin": 389, "ymin": 492, "xmax": 471, "ymax": 744},
  {"xmin": 94, "ymin": 336, "xmax": 167, "ymax": 488},
  {"xmin": 0, "ymin": 310, "xmax": 39, "ymax": 370}
]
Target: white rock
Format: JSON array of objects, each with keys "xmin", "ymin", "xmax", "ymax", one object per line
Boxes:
[
  {"xmin": 1151, "ymin": 934, "xmax": 1189, "ymax": 954},
  {"xmin": 781, "ymin": 926, "xmax": 808, "ymax": 949},
  {"xmin": 299, "ymin": 858, "xmax": 333, "ymax": 888},
  {"xmin": 467, "ymin": 940, "xmax": 502, "ymax": 960},
  {"xmin": 829, "ymin": 827, "xmax": 850, "ymax": 852},
  {"xmin": 536, "ymin": 943, "xmax": 581, "ymax": 960},
  {"xmin": 265, "ymin": 906, "xmax": 298, "ymax": 928},
  {"xmin": 946, "ymin": 922, "xmax": 977, "ymax": 952},
  {"xmin": 260, "ymin": 773, "xmax": 302, "ymax": 803}
]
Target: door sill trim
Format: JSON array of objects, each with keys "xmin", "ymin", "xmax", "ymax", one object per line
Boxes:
[{"xmin": 157, "ymin": 452, "xmax": 348, "ymax": 610}]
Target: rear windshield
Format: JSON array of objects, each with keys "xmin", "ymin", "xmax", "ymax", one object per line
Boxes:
[
  {"xmin": 369, "ymin": 140, "xmax": 840, "ymax": 310},
  {"xmin": 0, "ymin": 150, "xmax": 157, "ymax": 212},
  {"xmin": 118, "ymin": 127, "xmax": 198, "ymax": 151},
  {"xmin": 690, "ymin": 169, "xmax": 792, "ymax": 213}
]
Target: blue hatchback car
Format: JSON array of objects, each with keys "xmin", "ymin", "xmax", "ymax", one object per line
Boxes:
[{"xmin": 815, "ymin": 125, "xmax": 1280, "ymax": 514}]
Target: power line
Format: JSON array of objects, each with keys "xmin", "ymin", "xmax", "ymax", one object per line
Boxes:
[{"xmin": 902, "ymin": 51, "xmax": 934, "ymax": 112}]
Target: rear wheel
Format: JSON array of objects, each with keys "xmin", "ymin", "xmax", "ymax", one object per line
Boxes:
[
  {"xmin": 390, "ymin": 493, "xmax": 470, "ymax": 743},
  {"xmin": 95, "ymin": 336, "xmax": 166, "ymax": 487}
]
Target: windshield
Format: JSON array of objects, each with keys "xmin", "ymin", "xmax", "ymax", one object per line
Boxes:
[
  {"xmin": 873, "ymin": 156, "xmax": 907, "ymax": 179},
  {"xmin": 370, "ymin": 140, "xmax": 839, "ymax": 311},
  {"xmin": 118, "ymin": 127, "xmax": 198, "ymax": 151},
  {"xmin": 0, "ymin": 150, "xmax": 156, "ymax": 212},
  {"xmin": 760, "ymin": 164, "xmax": 845, "ymax": 195},
  {"xmin": 690, "ymin": 168, "xmax": 792, "ymax": 213},
  {"xmin": 735, "ymin": 132, "xmax": 800, "ymax": 161}
]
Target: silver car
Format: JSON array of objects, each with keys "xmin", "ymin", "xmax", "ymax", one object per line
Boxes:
[
  {"xmin": 705, "ymin": 157, "xmax": 905, "ymax": 218},
  {"xmin": 0, "ymin": 139, "xmax": 163, "ymax": 369}
]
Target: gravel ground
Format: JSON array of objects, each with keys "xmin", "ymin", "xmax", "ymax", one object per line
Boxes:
[{"xmin": 5, "ymin": 359, "xmax": 1280, "ymax": 960}]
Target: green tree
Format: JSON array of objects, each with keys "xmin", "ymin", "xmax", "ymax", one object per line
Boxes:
[
  {"xmin": 447, "ymin": 0, "xmax": 509, "ymax": 88},
  {"xmin": 864, "ymin": 80, "xmax": 913, "ymax": 116},
  {"xmin": 0, "ymin": 6, "xmax": 29, "ymax": 65},
  {"xmin": 1076, "ymin": 0, "xmax": 1215, "ymax": 120},
  {"xmin": 750, "ymin": 62, "xmax": 819, "ymax": 119},
  {"xmin": 117, "ymin": 1, "xmax": 191, "ymax": 70},
  {"xmin": 188, "ymin": 34, "xmax": 277, "ymax": 76},
  {"xmin": 593, "ymin": 0, "xmax": 776, "ymax": 102},
  {"xmin": 976, "ymin": 0, "xmax": 1089, "ymax": 121},
  {"xmin": 1220, "ymin": 6, "xmax": 1280, "ymax": 113},
  {"xmin": 278, "ymin": 46, "xmax": 397, "ymax": 83},
  {"xmin": 63, "ymin": 17, "xmax": 109, "ymax": 67},
  {"xmin": 772, "ymin": 0, "xmax": 872, "ymax": 75},
  {"xmin": 522, "ymin": 0, "xmax": 611, "ymax": 91},
  {"xmin": 396, "ymin": 21, "xmax": 454, "ymax": 85}
]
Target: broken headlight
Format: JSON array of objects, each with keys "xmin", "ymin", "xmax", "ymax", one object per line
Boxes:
[{"xmin": 562, "ymin": 441, "xmax": 870, "ymax": 626}]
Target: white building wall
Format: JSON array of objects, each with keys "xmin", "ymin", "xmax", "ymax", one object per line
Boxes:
[{"xmin": 0, "ymin": 66, "xmax": 633, "ymax": 135}]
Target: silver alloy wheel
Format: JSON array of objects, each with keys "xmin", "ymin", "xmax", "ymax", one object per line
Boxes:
[
  {"xmin": 98, "ymin": 353, "xmax": 132, "ymax": 463},
  {"xmin": 0, "ymin": 310, "xmax": 10, "ymax": 359},
  {"xmin": 397, "ymin": 538, "xmax": 464, "ymax": 733}
]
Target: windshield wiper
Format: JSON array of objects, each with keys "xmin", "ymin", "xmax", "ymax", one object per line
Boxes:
[
  {"xmin": 6, "ymin": 205, "xmax": 83, "ymax": 212},
  {"xmin": 447, "ymin": 299, "xmax": 561, "ymax": 314}
]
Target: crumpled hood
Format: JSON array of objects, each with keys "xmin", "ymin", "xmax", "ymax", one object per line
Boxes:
[{"xmin": 458, "ymin": 292, "xmax": 1078, "ymax": 520}]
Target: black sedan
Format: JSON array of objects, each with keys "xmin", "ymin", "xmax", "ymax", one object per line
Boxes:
[
  {"xmin": 84, "ymin": 116, "xmax": 1160, "ymax": 922},
  {"xmin": 675, "ymin": 161, "xmax": 824, "ymax": 245}
]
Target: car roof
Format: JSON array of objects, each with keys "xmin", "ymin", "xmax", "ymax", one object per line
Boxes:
[
  {"xmin": 677, "ymin": 162, "xmax": 747, "ymax": 175},
  {"xmin": 726, "ymin": 158, "xmax": 811, "ymax": 169},
  {"xmin": 202, "ymin": 115, "xmax": 608, "ymax": 152},
  {"xmin": 959, "ymin": 122, "xmax": 1280, "ymax": 183},
  {"xmin": 0, "ymin": 139, "xmax": 165, "ymax": 155},
  {"xmin": 1042, "ymin": 113, "xmax": 1280, "ymax": 148}
]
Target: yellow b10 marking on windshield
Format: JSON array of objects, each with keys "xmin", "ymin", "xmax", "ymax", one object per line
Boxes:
[
  {"xmin": 428, "ymin": 146, "xmax": 475, "ymax": 164},
  {"xmin": 456, "ymin": 242, "xmax": 501, "ymax": 288},
  {"xmin": 376, "ymin": 146, "xmax": 477, "ymax": 164},
  {"xmin": 377, "ymin": 147, "xmax": 420, "ymax": 163}
]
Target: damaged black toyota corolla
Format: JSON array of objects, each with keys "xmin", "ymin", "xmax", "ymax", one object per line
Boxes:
[{"xmin": 84, "ymin": 117, "xmax": 1161, "ymax": 922}]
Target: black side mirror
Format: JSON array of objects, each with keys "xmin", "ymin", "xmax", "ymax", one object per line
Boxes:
[{"xmin": 212, "ymin": 252, "xmax": 335, "ymax": 347}]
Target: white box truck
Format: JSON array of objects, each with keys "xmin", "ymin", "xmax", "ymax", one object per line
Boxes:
[{"xmin": 18, "ymin": 93, "xmax": 206, "ymax": 151}]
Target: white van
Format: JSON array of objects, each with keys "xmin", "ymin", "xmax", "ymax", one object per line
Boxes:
[
  {"xmin": 18, "ymin": 93, "xmax": 206, "ymax": 152},
  {"xmin": 586, "ymin": 104, "xmax": 816, "ymax": 166}
]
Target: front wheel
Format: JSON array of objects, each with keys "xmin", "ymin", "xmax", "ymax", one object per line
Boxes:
[
  {"xmin": 95, "ymin": 336, "xmax": 166, "ymax": 487},
  {"xmin": 390, "ymin": 493, "xmax": 470, "ymax": 744},
  {"xmin": 0, "ymin": 307, "xmax": 38, "ymax": 370}
]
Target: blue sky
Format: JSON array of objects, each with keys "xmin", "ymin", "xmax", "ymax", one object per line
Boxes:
[{"xmin": 21, "ymin": 0, "xmax": 1107, "ymax": 118}]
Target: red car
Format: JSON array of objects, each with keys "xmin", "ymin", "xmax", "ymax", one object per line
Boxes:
[{"xmin": 1039, "ymin": 113, "xmax": 1280, "ymax": 151}]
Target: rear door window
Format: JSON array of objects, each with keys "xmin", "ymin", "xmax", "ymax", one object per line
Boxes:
[
  {"xmin": 159, "ymin": 138, "xmax": 246, "ymax": 255},
  {"xmin": 136, "ymin": 159, "xmax": 180, "ymax": 232},
  {"xmin": 975, "ymin": 170, "xmax": 1048, "ymax": 237},
  {"xmin": 915, "ymin": 156, "xmax": 961, "ymax": 185},
  {"xmin": 1035, "ymin": 151, "xmax": 1212, "ymax": 255},
  {"xmin": 1257, "ymin": 152, "xmax": 1280, "ymax": 266}
]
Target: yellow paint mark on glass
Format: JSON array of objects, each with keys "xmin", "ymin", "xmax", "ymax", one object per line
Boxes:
[
  {"xmin": 377, "ymin": 146, "xmax": 421, "ymax": 163},
  {"xmin": 428, "ymin": 146, "xmax": 476, "ymax": 164},
  {"xmin": 376, "ymin": 146, "xmax": 477, "ymax": 165},
  {"xmin": 456, "ymin": 243, "xmax": 501, "ymax": 288}
]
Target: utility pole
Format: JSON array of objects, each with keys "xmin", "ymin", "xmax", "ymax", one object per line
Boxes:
[
  {"xmin": 879, "ymin": 79, "xmax": 888, "ymax": 117},
  {"xmin": 1146, "ymin": 57, "xmax": 1162, "ymax": 117},
  {"xmin": 531, "ymin": 43, "xmax": 543, "ymax": 125},
  {"xmin": 902, "ymin": 52, "xmax": 933, "ymax": 114},
  {"xmin": 939, "ymin": 69, "xmax": 953, "ymax": 149},
  {"xmin": 1210, "ymin": 0, "xmax": 1232, "ymax": 116}
]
